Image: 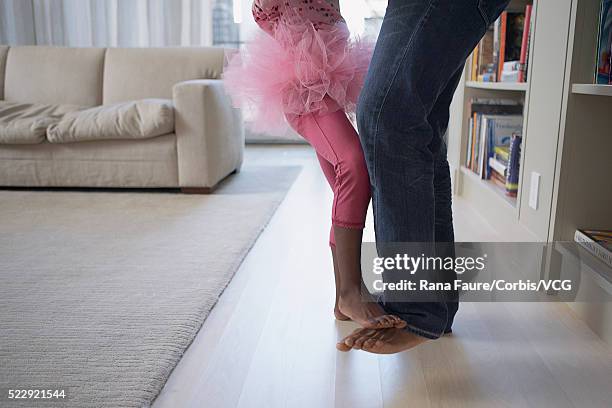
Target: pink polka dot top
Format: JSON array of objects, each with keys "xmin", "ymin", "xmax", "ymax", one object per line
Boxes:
[{"xmin": 252, "ymin": 0, "xmax": 343, "ymax": 34}]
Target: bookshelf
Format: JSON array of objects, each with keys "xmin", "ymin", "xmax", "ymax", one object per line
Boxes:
[
  {"xmin": 459, "ymin": 165, "xmax": 517, "ymax": 208},
  {"xmin": 449, "ymin": 0, "xmax": 612, "ymax": 242},
  {"xmin": 465, "ymin": 81, "xmax": 528, "ymax": 92},
  {"xmin": 571, "ymin": 83, "xmax": 612, "ymax": 96},
  {"xmin": 448, "ymin": 0, "xmax": 612, "ymax": 343},
  {"xmin": 447, "ymin": 0, "xmax": 534, "ymax": 239}
]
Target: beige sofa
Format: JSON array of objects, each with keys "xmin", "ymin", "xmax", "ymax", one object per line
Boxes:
[{"xmin": 0, "ymin": 45, "xmax": 244, "ymax": 192}]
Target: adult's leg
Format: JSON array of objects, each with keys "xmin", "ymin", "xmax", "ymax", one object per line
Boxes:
[
  {"xmin": 288, "ymin": 110, "xmax": 405, "ymax": 329},
  {"xmin": 429, "ymin": 67, "xmax": 464, "ymax": 333},
  {"xmin": 346, "ymin": 0, "xmax": 509, "ymax": 351}
]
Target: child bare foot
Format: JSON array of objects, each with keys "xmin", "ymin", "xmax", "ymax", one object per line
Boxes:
[
  {"xmin": 337, "ymin": 292, "xmax": 406, "ymax": 329},
  {"xmin": 336, "ymin": 327, "xmax": 428, "ymax": 354}
]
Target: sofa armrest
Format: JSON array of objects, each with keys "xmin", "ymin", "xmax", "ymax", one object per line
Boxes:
[{"xmin": 173, "ymin": 79, "xmax": 244, "ymax": 189}]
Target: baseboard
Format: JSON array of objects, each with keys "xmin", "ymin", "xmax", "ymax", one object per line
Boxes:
[{"xmin": 181, "ymin": 187, "xmax": 213, "ymax": 194}]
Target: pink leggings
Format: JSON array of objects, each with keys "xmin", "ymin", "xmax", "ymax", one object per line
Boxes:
[{"xmin": 287, "ymin": 109, "xmax": 371, "ymax": 247}]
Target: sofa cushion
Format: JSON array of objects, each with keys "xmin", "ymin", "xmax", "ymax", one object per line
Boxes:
[
  {"xmin": 47, "ymin": 99, "xmax": 175, "ymax": 143},
  {"xmin": 0, "ymin": 101, "xmax": 82, "ymax": 144},
  {"xmin": 103, "ymin": 47, "xmax": 224, "ymax": 104},
  {"xmin": 0, "ymin": 46, "xmax": 9, "ymax": 100},
  {"xmin": 4, "ymin": 46, "xmax": 105, "ymax": 107}
]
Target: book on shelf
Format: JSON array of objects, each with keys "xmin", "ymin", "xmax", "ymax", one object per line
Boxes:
[
  {"xmin": 476, "ymin": 23, "xmax": 496, "ymax": 81},
  {"xmin": 489, "ymin": 167, "xmax": 507, "ymax": 188},
  {"xmin": 465, "ymin": 99, "xmax": 523, "ymax": 184},
  {"xmin": 484, "ymin": 115, "xmax": 522, "ymax": 180},
  {"xmin": 494, "ymin": 145, "xmax": 510, "ymax": 162},
  {"xmin": 503, "ymin": 61, "xmax": 521, "ymax": 71},
  {"xmin": 471, "ymin": 42, "xmax": 480, "ymax": 82},
  {"xmin": 467, "ymin": 116, "xmax": 474, "ymax": 169},
  {"xmin": 470, "ymin": 98, "xmax": 524, "ymax": 115},
  {"xmin": 519, "ymin": 4, "xmax": 533, "ymax": 82},
  {"xmin": 501, "ymin": 61, "xmax": 522, "ymax": 82},
  {"xmin": 469, "ymin": 3, "xmax": 532, "ymax": 84},
  {"xmin": 574, "ymin": 229, "xmax": 612, "ymax": 269},
  {"xmin": 498, "ymin": 11, "xmax": 524, "ymax": 82},
  {"xmin": 488, "ymin": 155, "xmax": 507, "ymax": 175},
  {"xmin": 595, "ymin": 0, "xmax": 612, "ymax": 84},
  {"xmin": 505, "ymin": 133, "xmax": 522, "ymax": 197}
]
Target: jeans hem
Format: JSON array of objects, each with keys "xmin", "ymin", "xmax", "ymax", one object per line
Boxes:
[{"xmin": 403, "ymin": 323, "xmax": 442, "ymax": 340}]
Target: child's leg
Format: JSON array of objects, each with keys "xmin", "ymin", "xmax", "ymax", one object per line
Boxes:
[
  {"xmin": 315, "ymin": 152, "xmax": 350, "ymax": 320},
  {"xmin": 291, "ymin": 110, "xmax": 371, "ymax": 229},
  {"xmin": 315, "ymin": 152, "xmax": 337, "ymax": 247},
  {"xmin": 288, "ymin": 109, "xmax": 406, "ymax": 329}
]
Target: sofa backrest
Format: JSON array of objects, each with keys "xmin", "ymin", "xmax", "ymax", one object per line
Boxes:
[
  {"xmin": 103, "ymin": 47, "xmax": 225, "ymax": 105},
  {"xmin": 0, "ymin": 46, "xmax": 9, "ymax": 100},
  {"xmin": 4, "ymin": 46, "xmax": 106, "ymax": 107}
]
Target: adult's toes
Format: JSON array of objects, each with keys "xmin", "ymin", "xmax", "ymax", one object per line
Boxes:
[
  {"xmin": 368, "ymin": 315, "xmax": 394, "ymax": 328},
  {"xmin": 363, "ymin": 339, "xmax": 384, "ymax": 352},
  {"xmin": 352, "ymin": 328, "xmax": 387, "ymax": 350},
  {"xmin": 336, "ymin": 341, "xmax": 351, "ymax": 352},
  {"xmin": 380, "ymin": 328, "xmax": 397, "ymax": 341},
  {"xmin": 342, "ymin": 328, "xmax": 373, "ymax": 348},
  {"xmin": 362, "ymin": 331, "xmax": 385, "ymax": 350},
  {"xmin": 393, "ymin": 316, "xmax": 407, "ymax": 328},
  {"xmin": 363, "ymin": 317, "xmax": 384, "ymax": 328},
  {"xmin": 352, "ymin": 332, "xmax": 374, "ymax": 350},
  {"xmin": 362, "ymin": 337, "xmax": 377, "ymax": 349},
  {"xmin": 382, "ymin": 315, "xmax": 406, "ymax": 329}
]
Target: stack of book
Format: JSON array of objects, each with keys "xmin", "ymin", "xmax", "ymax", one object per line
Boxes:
[
  {"xmin": 465, "ymin": 99, "xmax": 523, "ymax": 197},
  {"xmin": 595, "ymin": 0, "xmax": 612, "ymax": 84},
  {"xmin": 489, "ymin": 145, "xmax": 510, "ymax": 188},
  {"xmin": 470, "ymin": 4, "xmax": 533, "ymax": 83},
  {"xmin": 575, "ymin": 229, "xmax": 612, "ymax": 269}
]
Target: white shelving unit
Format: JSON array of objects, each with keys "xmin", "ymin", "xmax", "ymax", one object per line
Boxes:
[
  {"xmin": 459, "ymin": 165, "xmax": 518, "ymax": 208},
  {"xmin": 572, "ymin": 83, "xmax": 612, "ymax": 96},
  {"xmin": 465, "ymin": 81, "xmax": 528, "ymax": 92},
  {"xmin": 449, "ymin": 0, "xmax": 612, "ymax": 242},
  {"xmin": 447, "ymin": 0, "xmax": 612, "ymax": 343},
  {"xmin": 447, "ymin": 0, "xmax": 533, "ymax": 237}
]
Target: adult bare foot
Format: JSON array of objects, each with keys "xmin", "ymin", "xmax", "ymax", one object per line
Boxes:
[
  {"xmin": 336, "ymin": 327, "xmax": 428, "ymax": 354},
  {"xmin": 337, "ymin": 293, "xmax": 406, "ymax": 329}
]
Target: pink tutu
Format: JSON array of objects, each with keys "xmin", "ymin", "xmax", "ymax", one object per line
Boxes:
[{"xmin": 223, "ymin": 20, "xmax": 373, "ymax": 133}]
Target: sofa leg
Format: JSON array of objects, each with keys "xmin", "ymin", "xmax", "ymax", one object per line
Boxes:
[{"xmin": 181, "ymin": 187, "xmax": 214, "ymax": 194}]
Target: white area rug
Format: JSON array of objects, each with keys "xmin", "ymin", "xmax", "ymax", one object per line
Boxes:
[{"xmin": 0, "ymin": 165, "xmax": 300, "ymax": 407}]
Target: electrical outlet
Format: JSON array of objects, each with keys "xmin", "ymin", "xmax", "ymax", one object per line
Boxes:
[{"xmin": 529, "ymin": 172, "xmax": 541, "ymax": 210}]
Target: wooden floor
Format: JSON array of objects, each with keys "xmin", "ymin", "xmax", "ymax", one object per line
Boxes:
[{"xmin": 153, "ymin": 145, "xmax": 612, "ymax": 408}]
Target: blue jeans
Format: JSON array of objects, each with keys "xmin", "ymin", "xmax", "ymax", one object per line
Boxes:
[{"xmin": 357, "ymin": 0, "xmax": 510, "ymax": 339}]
